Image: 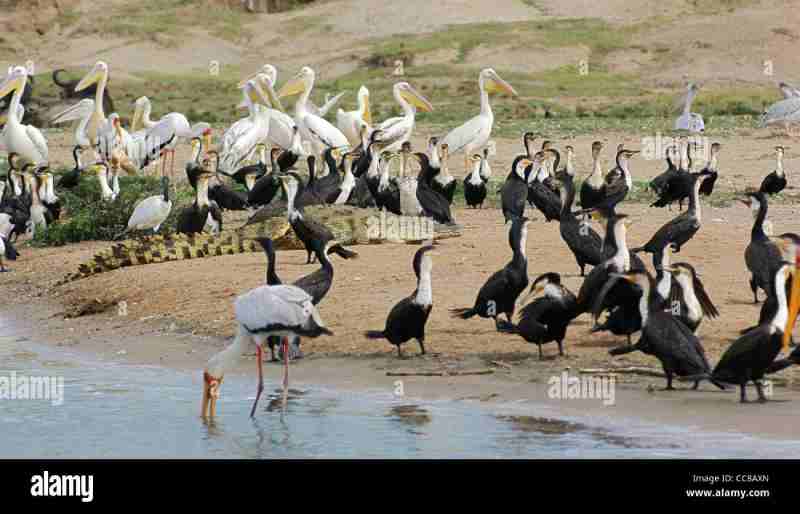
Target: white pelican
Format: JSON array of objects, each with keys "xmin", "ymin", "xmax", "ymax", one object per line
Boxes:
[
  {"xmin": 51, "ymin": 98, "xmax": 94, "ymax": 149},
  {"xmin": 126, "ymin": 176, "xmax": 173, "ymax": 234},
  {"xmin": 440, "ymin": 68, "xmax": 517, "ymax": 174},
  {"xmin": 674, "ymin": 82, "xmax": 704, "ymax": 133},
  {"xmin": 131, "ymin": 96, "xmax": 210, "ymax": 176},
  {"xmin": 337, "ymin": 85, "xmax": 372, "ymax": 147},
  {"xmin": 278, "ymin": 67, "xmax": 350, "ymax": 171},
  {"xmin": 250, "ymin": 73, "xmax": 304, "ymax": 154},
  {"xmin": 240, "ymin": 64, "xmax": 344, "ymax": 118},
  {"xmin": 74, "ymin": 61, "xmax": 113, "ymax": 150},
  {"xmin": 200, "ymin": 284, "xmax": 333, "ymax": 418},
  {"xmin": 0, "ymin": 66, "xmax": 48, "ymax": 165},
  {"xmin": 373, "ymin": 82, "xmax": 433, "ymax": 152},
  {"xmin": 218, "ymin": 80, "xmax": 271, "ymax": 173}
]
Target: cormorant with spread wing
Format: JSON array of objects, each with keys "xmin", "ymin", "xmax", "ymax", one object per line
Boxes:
[{"xmin": 497, "ymin": 272, "xmax": 578, "ymax": 359}]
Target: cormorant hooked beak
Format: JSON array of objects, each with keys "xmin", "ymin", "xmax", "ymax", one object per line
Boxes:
[{"xmin": 784, "ymin": 256, "xmax": 800, "ymax": 351}]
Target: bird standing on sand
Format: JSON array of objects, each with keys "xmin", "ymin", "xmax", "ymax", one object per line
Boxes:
[
  {"xmin": 365, "ymin": 245, "xmax": 437, "ymax": 358},
  {"xmin": 451, "ymin": 217, "xmax": 530, "ymax": 328}
]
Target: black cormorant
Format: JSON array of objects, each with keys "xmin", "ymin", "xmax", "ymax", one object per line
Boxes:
[
  {"xmin": 450, "ymin": 217, "xmax": 530, "ymax": 328},
  {"xmin": 712, "ymin": 262, "xmax": 798, "ymax": 402},
  {"xmin": 497, "ymin": 272, "xmax": 578, "ymax": 359},
  {"xmin": 365, "ymin": 245, "xmax": 437, "ymax": 357},
  {"xmin": 741, "ymin": 192, "xmax": 782, "ymax": 303},
  {"xmin": 759, "ymin": 145, "xmax": 788, "ymax": 195},
  {"xmin": 463, "ymin": 153, "xmax": 488, "ymax": 208},
  {"xmin": 607, "ymin": 269, "xmax": 725, "ymax": 391}
]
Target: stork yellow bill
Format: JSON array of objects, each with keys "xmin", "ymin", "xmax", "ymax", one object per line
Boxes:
[{"xmin": 784, "ymin": 254, "xmax": 800, "ymax": 350}]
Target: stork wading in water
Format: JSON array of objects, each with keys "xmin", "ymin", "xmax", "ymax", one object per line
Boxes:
[
  {"xmin": 201, "ymin": 284, "xmax": 333, "ymax": 419},
  {"xmin": 440, "ymin": 68, "xmax": 517, "ymax": 175}
]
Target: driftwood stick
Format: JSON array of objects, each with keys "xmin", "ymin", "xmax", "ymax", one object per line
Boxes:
[
  {"xmin": 579, "ymin": 367, "xmax": 666, "ymax": 378},
  {"xmin": 386, "ymin": 369, "xmax": 494, "ymax": 377}
]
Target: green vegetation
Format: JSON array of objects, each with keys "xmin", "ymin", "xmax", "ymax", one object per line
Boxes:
[
  {"xmin": 366, "ymin": 18, "xmax": 630, "ymax": 69},
  {"xmin": 32, "ymin": 174, "xmax": 196, "ymax": 247}
]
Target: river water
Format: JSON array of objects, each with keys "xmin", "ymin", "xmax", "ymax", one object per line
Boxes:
[{"xmin": 1, "ymin": 331, "xmax": 799, "ymax": 458}]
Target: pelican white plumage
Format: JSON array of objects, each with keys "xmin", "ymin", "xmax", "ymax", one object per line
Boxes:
[
  {"xmin": 74, "ymin": 61, "xmax": 113, "ymax": 150},
  {"xmin": 440, "ymin": 68, "xmax": 517, "ymax": 174},
  {"xmin": 200, "ymin": 284, "xmax": 333, "ymax": 418},
  {"xmin": 278, "ymin": 67, "xmax": 350, "ymax": 169},
  {"xmin": 373, "ymin": 82, "xmax": 433, "ymax": 152},
  {"xmin": 50, "ymin": 98, "xmax": 94, "ymax": 149},
  {"xmin": 337, "ymin": 85, "xmax": 372, "ymax": 147},
  {"xmin": 249, "ymin": 73, "xmax": 304, "ymax": 154},
  {"xmin": 218, "ymin": 80, "xmax": 271, "ymax": 173},
  {"xmin": 761, "ymin": 90, "xmax": 800, "ymax": 134},
  {"xmin": 674, "ymin": 82, "xmax": 705, "ymax": 133},
  {"xmin": 0, "ymin": 66, "xmax": 48, "ymax": 165},
  {"xmin": 126, "ymin": 176, "xmax": 173, "ymax": 234}
]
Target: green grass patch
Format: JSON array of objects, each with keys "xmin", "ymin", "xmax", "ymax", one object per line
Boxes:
[{"xmin": 31, "ymin": 173, "xmax": 196, "ymax": 247}]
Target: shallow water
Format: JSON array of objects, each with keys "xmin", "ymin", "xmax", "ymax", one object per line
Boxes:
[{"xmin": 1, "ymin": 333, "xmax": 799, "ymax": 458}]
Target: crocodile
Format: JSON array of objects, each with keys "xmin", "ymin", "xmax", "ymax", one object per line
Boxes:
[{"xmin": 60, "ymin": 205, "xmax": 462, "ymax": 283}]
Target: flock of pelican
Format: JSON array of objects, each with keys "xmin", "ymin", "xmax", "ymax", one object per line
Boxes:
[{"xmin": 1, "ymin": 59, "xmax": 799, "ymax": 421}]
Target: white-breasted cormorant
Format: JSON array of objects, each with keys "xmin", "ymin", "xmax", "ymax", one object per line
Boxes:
[
  {"xmin": 463, "ymin": 153, "xmax": 488, "ymax": 208},
  {"xmin": 556, "ymin": 158, "xmax": 604, "ymax": 276},
  {"xmin": 712, "ymin": 262, "xmax": 798, "ymax": 402},
  {"xmin": 451, "ymin": 217, "xmax": 530, "ymax": 328},
  {"xmin": 365, "ymin": 245, "xmax": 437, "ymax": 357},
  {"xmin": 497, "ymin": 272, "xmax": 578, "ymax": 359},
  {"xmin": 668, "ymin": 261, "xmax": 719, "ymax": 332},
  {"xmin": 279, "ymin": 172, "xmax": 357, "ymax": 264},
  {"xmin": 742, "ymin": 191, "xmax": 782, "ymax": 303},
  {"xmin": 608, "ymin": 269, "xmax": 724, "ymax": 391},
  {"xmin": 632, "ymin": 170, "xmax": 712, "ymax": 254},
  {"xmin": 500, "ymin": 154, "xmax": 536, "ymax": 222},
  {"xmin": 759, "ymin": 145, "xmax": 788, "ymax": 195}
]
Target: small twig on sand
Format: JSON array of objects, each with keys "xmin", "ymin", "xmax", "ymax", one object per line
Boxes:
[
  {"xmin": 579, "ymin": 367, "xmax": 666, "ymax": 378},
  {"xmin": 489, "ymin": 360, "xmax": 512, "ymax": 370},
  {"xmin": 386, "ymin": 369, "xmax": 494, "ymax": 377}
]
